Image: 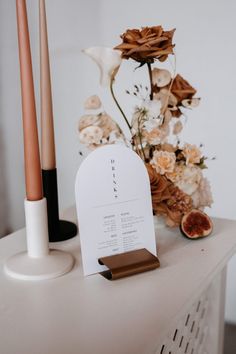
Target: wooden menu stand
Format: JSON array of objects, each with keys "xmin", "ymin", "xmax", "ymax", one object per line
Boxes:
[{"xmin": 98, "ymin": 248, "xmax": 160, "ymax": 280}]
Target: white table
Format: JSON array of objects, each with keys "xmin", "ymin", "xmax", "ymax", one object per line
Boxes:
[{"xmin": 0, "ymin": 208, "xmax": 236, "ymax": 354}]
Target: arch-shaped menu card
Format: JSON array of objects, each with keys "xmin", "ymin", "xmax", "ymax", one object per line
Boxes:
[{"xmin": 75, "ymin": 145, "xmax": 157, "ymax": 276}]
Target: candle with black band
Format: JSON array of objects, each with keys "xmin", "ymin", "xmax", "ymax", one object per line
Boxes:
[{"xmin": 39, "ymin": 0, "xmax": 77, "ymax": 241}]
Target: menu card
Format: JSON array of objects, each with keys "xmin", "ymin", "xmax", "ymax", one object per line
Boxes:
[{"xmin": 75, "ymin": 145, "xmax": 157, "ymax": 276}]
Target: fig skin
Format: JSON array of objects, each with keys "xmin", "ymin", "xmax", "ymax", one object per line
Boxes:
[{"xmin": 180, "ymin": 209, "xmax": 213, "ymax": 239}]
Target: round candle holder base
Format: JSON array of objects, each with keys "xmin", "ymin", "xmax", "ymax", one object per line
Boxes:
[
  {"xmin": 4, "ymin": 249, "xmax": 74, "ymax": 281},
  {"xmin": 4, "ymin": 198, "xmax": 74, "ymax": 281}
]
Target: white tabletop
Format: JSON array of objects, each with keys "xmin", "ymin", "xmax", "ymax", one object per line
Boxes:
[{"xmin": 0, "ymin": 210, "xmax": 236, "ymax": 354}]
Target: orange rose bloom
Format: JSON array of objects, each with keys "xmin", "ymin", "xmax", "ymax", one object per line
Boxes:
[{"xmin": 115, "ymin": 26, "xmax": 175, "ymax": 63}]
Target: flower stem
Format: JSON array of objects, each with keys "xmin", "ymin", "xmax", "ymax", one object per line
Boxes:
[
  {"xmin": 147, "ymin": 62, "xmax": 153, "ymax": 100},
  {"xmin": 137, "ymin": 112, "xmax": 147, "ymax": 161},
  {"xmin": 110, "ymin": 79, "xmax": 132, "ymax": 132}
]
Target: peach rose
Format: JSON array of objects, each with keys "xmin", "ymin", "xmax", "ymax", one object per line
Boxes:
[{"xmin": 150, "ymin": 150, "xmax": 176, "ymax": 175}]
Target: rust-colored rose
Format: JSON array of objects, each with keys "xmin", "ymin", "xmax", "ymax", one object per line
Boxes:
[
  {"xmin": 163, "ymin": 74, "xmax": 197, "ymax": 118},
  {"xmin": 146, "ymin": 163, "xmax": 193, "ymax": 226},
  {"xmin": 114, "ymin": 26, "xmax": 175, "ymax": 63},
  {"xmin": 155, "ymin": 185, "xmax": 193, "ymax": 227},
  {"xmin": 171, "ymin": 74, "xmax": 196, "ymax": 104},
  {"xmin": 167, "ymin": 185, "xmax": 193, "ymax": 215},
  {"xmin": 146, "ymin": 163, "xmax": 172, "ymax": 207}
]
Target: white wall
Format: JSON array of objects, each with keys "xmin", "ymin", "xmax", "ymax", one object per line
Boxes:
[{"xmin": 0, "ymin": 0, "xmax": 236, "ymax": 321}]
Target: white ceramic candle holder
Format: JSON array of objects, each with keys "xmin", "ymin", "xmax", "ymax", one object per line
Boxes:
[{"xmin": 4, "ymin": 198, "xmax": 74, "ymax": 281}]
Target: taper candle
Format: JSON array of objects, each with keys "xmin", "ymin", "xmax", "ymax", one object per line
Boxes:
[
  {"xmin": 39, "ymin": 0, "xmax": 56, "ymax": 170},
  {"xmin": 16, "ymin": 0, "xmax": 43, "ymax": 201},
  {"xmin": 38, "ymin": 0, "xmax": 77, "ymax": 242}
]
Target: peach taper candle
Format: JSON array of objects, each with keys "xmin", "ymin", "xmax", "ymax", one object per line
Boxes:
[
  {"xmin": 39, "ymin": 0, "xmax": 77, "ymax": 242},
  {"xmin": 39, "ymin": 0, "xmax": 56, "ymax": 170},
  {"xmin": 16, "ymin": 0, "xmax": 43, "ymax": 201}
]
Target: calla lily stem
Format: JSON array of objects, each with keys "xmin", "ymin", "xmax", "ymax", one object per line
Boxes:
[{"xmin": 110, "ymin": 79, "xmax": 132, "ymax": 132}]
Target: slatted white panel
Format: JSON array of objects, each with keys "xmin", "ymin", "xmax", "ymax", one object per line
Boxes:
[{"xmin": 155, "ymin": 270, "xmax": 225, "ymax": 354}]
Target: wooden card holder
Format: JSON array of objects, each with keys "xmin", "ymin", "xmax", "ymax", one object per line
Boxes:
[{"xmin": 98, "ymin": 248, "xmax": 160, "ymax": 280}]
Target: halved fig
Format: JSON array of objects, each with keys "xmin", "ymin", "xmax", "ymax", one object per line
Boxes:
[{"xmin": 180, "ymin": 209, "xmax": 213, "ymax": 239}]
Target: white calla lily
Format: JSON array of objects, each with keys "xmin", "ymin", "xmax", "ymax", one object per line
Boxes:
[{"xmin": 83, "ymin": 47, "xmax": 122, "ymax": 87}]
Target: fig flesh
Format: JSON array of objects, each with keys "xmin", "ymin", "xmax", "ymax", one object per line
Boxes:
[{"xmin": 180, "ymin": 209, "xmax": 213, "ymax": 239}]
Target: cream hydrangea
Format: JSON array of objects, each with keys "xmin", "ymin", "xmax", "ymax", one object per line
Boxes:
[
  {"xmin": 191, "ymin": 177, "xmax": 213, "ymax": 209},
  {"xmin": 176, "ymin": 165, "xmax": 202, "ymax": 195},
  {"xmin": 150, "ymin": 150, "xmax": 176, "ymax": 175}
]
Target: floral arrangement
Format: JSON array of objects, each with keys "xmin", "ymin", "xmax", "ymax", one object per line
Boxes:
[{"xmin": 78, "ymin": 26, "xmax": 213, "ymax": 230}]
